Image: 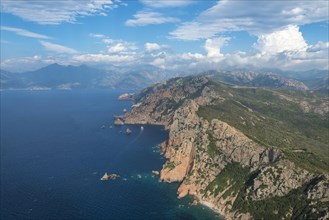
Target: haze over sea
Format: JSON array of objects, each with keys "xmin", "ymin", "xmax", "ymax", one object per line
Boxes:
[{"xmin": 1, "ymin": 89, "xmax": 219, "ymax": 219}]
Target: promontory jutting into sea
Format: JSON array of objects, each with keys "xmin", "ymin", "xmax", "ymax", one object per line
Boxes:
[{"xmin": 1, "ymin": 0, "xmax": 328, "ymax": 219}]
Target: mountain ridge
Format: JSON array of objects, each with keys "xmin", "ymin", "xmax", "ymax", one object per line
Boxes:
[
  {"xmin": 2, "ymin": 64, "xmax": 326, "ymax": 91},
  {"xmin": 124, "ymin": 75, "xmax": 329, "ymax": 219}
]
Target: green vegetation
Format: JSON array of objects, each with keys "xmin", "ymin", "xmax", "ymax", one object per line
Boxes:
[
  {"xmin": 205, "ymin": 162, "xmax": 249, "ymax": 198},
  {"xmin": 165, "ymin": 161, "xmax": 176, "ymax": 170},
  {"xmin": 197, "ymin": 80, "xmax": 329, "ymax": 173},
  {"xmin": 233, "ymin": 178, "xmax": 329, "ymax": 220},
  {"xmin": 207, "ymin": 133, "xmax": 219, "ymax": 158}
]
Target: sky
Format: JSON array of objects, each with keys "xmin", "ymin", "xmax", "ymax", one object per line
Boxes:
[{"xmin": 0, "ymin": 0, "xmax": 328, "ymax": 72}]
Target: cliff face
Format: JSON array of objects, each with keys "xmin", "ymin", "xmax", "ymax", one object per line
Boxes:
[{"xmin": 124, "ymin": 76, "xmax": 329, "ymax": 220}]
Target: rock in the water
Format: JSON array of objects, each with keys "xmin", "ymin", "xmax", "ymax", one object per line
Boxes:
[
  {"xmin": 114, "ymin": 118, "xmax": 124, "ymax": 125},
  {"xmin": 100, "ymin": 172, "xmax": 120, "ymax": 181},
  {"xmin": 118, "ymin": 93, "xmax": 134, "ymax": 100},
  {"xmin": 152, "ymin": 170, "xmax": 159, "ymax": 175},
  {"xmin": 125, "ymin": 128, "xmax": 132, "ymax": 135},
  {"xmin": 100, "ymin": 172, "xmax": 110, "ymax": 181}
]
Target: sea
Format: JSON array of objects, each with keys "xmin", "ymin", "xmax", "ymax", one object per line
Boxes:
[{"xmin": 0, "ymin": 89, "xmax": 220, "ymax": 220}]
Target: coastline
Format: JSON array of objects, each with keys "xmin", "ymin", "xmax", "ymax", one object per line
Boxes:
[{"xmin": 124, "ymin": 119, "xmax": 226, "ymax": 219}]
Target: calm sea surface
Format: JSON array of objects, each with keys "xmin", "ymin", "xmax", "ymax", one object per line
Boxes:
[{"xmin": 1, "ymin": 89, "xmax": 220, "ymax": 220}]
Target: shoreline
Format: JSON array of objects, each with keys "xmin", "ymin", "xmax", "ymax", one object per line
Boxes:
[{"xmin": 125, "ymin": 119, "xmax": 226, "ymax": 219}]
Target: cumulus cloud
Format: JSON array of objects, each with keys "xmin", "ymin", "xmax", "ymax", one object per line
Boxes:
[
  {"xmin": 108, "ymin": 43, "xmax": 127, "ymax": 53},
  {"xmin": 144, "ymin": 42, "xmax": 168, "ymax": 52},
  {"xmin": 145, "ymin": 43, "xmax": 161, "ymax": 52},
  {"xmin": 2, "ymin": 24, "xmax": 328, "ymax": 72},
  {"xmin": 40, "ymin": 41, "xmax": 77, "ymax": 54},
  {"xmin": 0, "ymin": 0, "xmax": 120, "ymax": 25},
  {"xmin": 170, "ymin": 0, "xmax": 329, "ymax": 40},
  {"xmin": 107, "ymin": 42, "xmax": 137, "ymax": 53},
  {"xmin": 205, "ymin": 37, "xmax": 230, "ymax": 58},
  {"xmin": 308, "ymin": 41, "xmax": 329, "ymax": 52},
  {"xmin": 1, "ymin": 26, "xmax": 51, "ymax": 39},
  {"xmin": 254, "ymin": 25, "xmax": 307, "ymax": 55},
  {"xmin": 125, "ymin": 10, "xmax": 179, "ymax": 26}
]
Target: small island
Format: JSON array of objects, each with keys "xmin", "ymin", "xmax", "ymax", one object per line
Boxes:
[
  {"xmin": 100, "ymin": 172, "xmax": 120, "ymax": 181},
  {"xmin": 118, "ymin": 93, "xmax": 134, "ymax": 101},
  {"xmin": 113, "ymin": 116, "xmax": 125, "ymax": 125},
  {"xmin": 125, "ymin": 128, "xmax": 132, "ymax": 135}
]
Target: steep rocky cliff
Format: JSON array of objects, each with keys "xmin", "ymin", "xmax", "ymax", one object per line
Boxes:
[{"xmin": 125, "ymin": 76, "xmax": 329, "ymax": 219}]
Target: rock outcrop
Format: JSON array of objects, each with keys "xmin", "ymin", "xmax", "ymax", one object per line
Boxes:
[{"xmin": 124, "ymin": 76, "xmax": 329, "ymax": 219}]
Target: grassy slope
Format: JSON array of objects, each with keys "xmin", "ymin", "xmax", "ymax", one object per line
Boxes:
[{"xmin": 197, "ymin": 80, "xmax": 329, "ymax": 174}]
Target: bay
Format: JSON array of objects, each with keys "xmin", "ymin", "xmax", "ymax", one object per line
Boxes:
[{"xmin": 0, "ymin": 89, "xmax": 220, "ymax": 220}]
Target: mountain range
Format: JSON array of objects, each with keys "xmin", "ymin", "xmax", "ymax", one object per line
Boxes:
[{"xmin": 1, "ymin": 63, "xmax": 328, "ymax": 91}]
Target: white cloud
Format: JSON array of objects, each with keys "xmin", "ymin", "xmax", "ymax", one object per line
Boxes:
[
  {"xmin": 140, "ymin": 0, "xmax": 193, "ymax": 8},
  {"xmin": 40, "ymin": 41, "xmax": 77, "ymax": 54},
  {"xmin": 170, "ymin": 0, "xmax": 329, "ymax": 40},
  {"xmin": 308, "ymin": 41, "xmax": 329, "ymax": 52},
  {"xmin": 72, "ymin": 53, "xmax": 135, "ymax": 63},
  {"xmin": 1, "ymin": 0, "xmax": 120, "ymax": 25},
  {"xmin": 204, "ymin": 37, "xmax": 230, "ymax": 58},
  {"xmin": 107, "ymin": 42, "xmax": 137, "ymax": 53},
  {"xmin": 144, "ymin": 42, "xmax": 168, "ymax": 52},
  {"xmin": 150, "ymin": 58, "xmax": 165, "ymax": 68},
  {"xmin": 108, "ymin": 43, "xmax": 126, "ymax": 53},
  {"xmin": 143, "ymin": 27, "xmax": 329, "ymax": 71},
  {"xmin": 1, "ymin": 26, "xmax": 51, "ymax": 39},
  {"xmin": 180, "ymin": 52, "xmax": 204, "ymax": 60},
  {"xmin": 254, "ymin": 25, "xmax": 308, "ymax": 55},
  {"xmin": 125, "ymin": 10, "xmax": 179, "ymax": 26},
  {"xmin": 1, "ymin": 55, "xmax": 56, "ymax": 72},
  {"xmin": 145, "ymin": 43, "xmax": 161, "ymax": 52}
]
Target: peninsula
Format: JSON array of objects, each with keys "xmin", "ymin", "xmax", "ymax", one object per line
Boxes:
[{"xmin": 124, "ymin": 76, "xmax": 329, "ymax": 219}]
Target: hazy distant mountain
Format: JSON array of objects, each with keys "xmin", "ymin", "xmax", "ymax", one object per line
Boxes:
[
  {"xmin": 0, "ymin": 63, "xmax": 174, "ymax": 90},
  {"xmin": 202, "ymin": 70, "xmax": 309, "ymax": 90},
  {"xmin": 273, "ymin": 69, "xmax": 328, "ymax": 90},
  {"xmin": 0, "ymin": 69, "xmax": 25, "ymax": 89},
  {"xmin": 1, "ymin": 64, "xmax": 325, "ymax": 91}
]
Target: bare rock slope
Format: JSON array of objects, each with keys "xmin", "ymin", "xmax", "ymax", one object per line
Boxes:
[{"xmin": 125, "ymin": 76, "xmax": 329, "ymax": 219}]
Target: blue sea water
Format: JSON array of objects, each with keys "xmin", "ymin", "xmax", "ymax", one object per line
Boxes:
[{"xmin": 0, "ymin": 89, "xmax": 220, "ymax": 220}]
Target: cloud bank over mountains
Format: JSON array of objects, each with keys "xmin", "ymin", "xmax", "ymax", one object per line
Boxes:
[{"xmin": 1, "ymin": 0, "xmax": 328, "ymax": 72}]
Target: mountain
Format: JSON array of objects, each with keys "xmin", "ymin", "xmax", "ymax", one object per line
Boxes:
[
  {"xmin": 0, "ymin": 69, "xmax": 25, "ymax": 89},
  {"xmin": 202, "ymin": 70, "xmax": 309, "ymax": 90},
  {"xmin": 0, "ymin": 64, "xmax": 174, "ymax": 90},
  {"xmin": 1, "ymin": 64, "xmax": 324, "ymax": 91},
  {"xmin": 124, "ymin": 76, "xmax": 329, "ymax": 219},
  {"xmin": 275, "ymin": 69, "xmax": 329, "ymax": 90}
]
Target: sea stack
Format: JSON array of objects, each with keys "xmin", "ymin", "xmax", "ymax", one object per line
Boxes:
[
  {"xmin": 100, "ymin": 172, "xmax": 110, "ymax": 181},
  {"xmin": 114, "ymin": 118, "xmax": 124, "ymax": 125},
  {"xmin": 125, "ymin": 128, "xmax": 132, "ymax": 135}
]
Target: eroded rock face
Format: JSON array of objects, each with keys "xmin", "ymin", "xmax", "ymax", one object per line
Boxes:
[
  {"xmin": 124, "ymin": 76, "xmax": 329, "ymax": 219},
  {"xmin": 247, "ymin": 159, "xmax": 313, "ymax": 200},
  {"xmin": 210, "ymin": 119, "xmax": 282, "ymax": 168},
  {"xmin": 160, "ymin": 100, "xmax": 199, "ymax": 183},
  {"xmin": 307, "ymin": 175, "xmax": 329, "ymax": 203}
]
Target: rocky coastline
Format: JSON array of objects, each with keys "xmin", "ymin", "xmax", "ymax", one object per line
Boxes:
[{"xmin": 123, "ymin": 76, "xmax": 329, "ymax": 220}]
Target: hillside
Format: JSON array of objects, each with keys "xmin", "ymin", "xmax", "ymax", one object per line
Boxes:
[
  {"xmin": 124, "ymin": 76, "xmax": 329, "ymax": 219},
  {"xmin": 203, "ymin": 70, "xmax": 309, "ymax": 90}
]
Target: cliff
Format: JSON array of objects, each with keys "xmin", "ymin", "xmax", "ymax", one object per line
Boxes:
[{"xmin": 124, "ymin": 76, "xmax": 329, "ymax": 219}]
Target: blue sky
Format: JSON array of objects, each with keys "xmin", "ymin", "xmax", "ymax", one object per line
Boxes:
[{"xmin": 1, "ymin": 0, "xmax": 328, "ymax": 72}]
